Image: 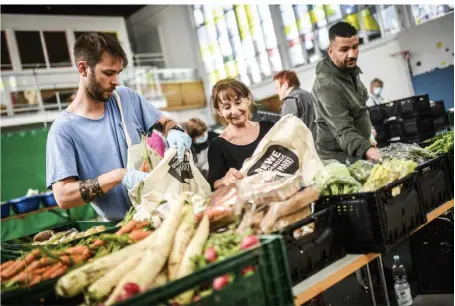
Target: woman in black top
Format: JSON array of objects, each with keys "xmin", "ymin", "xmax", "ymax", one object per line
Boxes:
[{"xmin": 207, "ymin": 78, "xmax": 274, "ymax": 190}]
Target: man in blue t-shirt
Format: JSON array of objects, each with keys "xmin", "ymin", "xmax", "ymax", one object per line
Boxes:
[{"xmin": 46, "ymin": 32, "xmax": 192, "ymax": 221}]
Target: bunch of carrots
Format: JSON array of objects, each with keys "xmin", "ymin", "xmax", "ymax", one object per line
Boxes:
[
  {"xmin": 115, "ymin": 220, "xmax": 153, "ymax": 242},
  {"xmin": 1, "ymin": 243, "xmax": 96, "ymax": 287},
  {"xmin": 1, "ymin": 221, "xmax": 153, "ymax": 290}
]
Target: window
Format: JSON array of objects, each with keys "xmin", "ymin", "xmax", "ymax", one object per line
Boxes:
[
  {"xmin": 193, "ymin": 4, "xmax": 282, "ymax": 88},
  {"xmin": 43, "ymin": 31, "xmax": 71, "ymax": 68},
  {"xmin": 1, "ymin": 31, "xmax": 12, "ymax": 70},
  {"xmin": 14, "ymin": 31, "xmax": 46, "ymax": 69},
  {"xmin": 282, "ymin": 5, "xmax": 393, "ymax": 68},
  {"xmin": 75, "ymin": 31, "xmax": 118, "ymax": 41},
  {"xmin": 411, "ymin": 5, "xmax": 454, "ymax": 25}
]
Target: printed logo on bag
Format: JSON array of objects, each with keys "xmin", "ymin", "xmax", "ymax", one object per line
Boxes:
[
  {"xmin": 247, "ymin": 145, "xmax": 299, "ymax": 176},
  {"xmin": 168, "ymin": 153, "xmax": 194, "ymax": 183}
]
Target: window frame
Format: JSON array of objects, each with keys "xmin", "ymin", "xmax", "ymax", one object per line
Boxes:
[{"xmin": 1, "ymin": 30, "xmax": 13, "ymax": 71}]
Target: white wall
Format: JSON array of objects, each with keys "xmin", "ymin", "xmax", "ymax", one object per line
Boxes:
[
  {"xmin": 250, "ymin": 35, "xmax": 414, "ymax": 101},
  {"xmin": 397, "ymin": 12, "xmax": 454, "ymax": 76},
  {"xmin": 1, "ymin": 14, "xmax": 134, "ymax": 72},
  {"xmin": 128, "ymin": 6, "xmax": 202, "ymax": 71}
]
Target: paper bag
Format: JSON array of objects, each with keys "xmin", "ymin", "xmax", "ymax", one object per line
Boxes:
[
  {"xmin": 129, "ymin": 148, "xmax": 211, "ymax": 220},
  {"xmin": 240, "ymin": 114, "xmax": 324, "ymax": 185}
]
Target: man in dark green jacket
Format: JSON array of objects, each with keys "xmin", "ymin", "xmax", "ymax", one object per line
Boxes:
[{"xmin": 312, "ymin": 22, "xmax": 381, "ymax": 164}]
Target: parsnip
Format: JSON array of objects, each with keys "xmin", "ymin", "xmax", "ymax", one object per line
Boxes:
[
  {"xmin": 87, "ymin": 252, "xmax": 143, "ymax": 300},
  {"xmin": 149, "ymin": 270, "xmax": 168, "ymax": 288},
  {"xmin": 174, "ymin": 215, "xmax": 210, "ymax": 304},
  {"xmin": 104, "ymin": 195, "xmax": 185, "ymax": 306},
  {"xmin": 168, "ymin": 205, "xmax": 195, "ymax": 280}
]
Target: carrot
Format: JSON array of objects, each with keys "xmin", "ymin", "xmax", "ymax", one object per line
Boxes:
[
  {"xmin": 90, "ymin": 239, "xmax": 105, "ymax": 248},
  {"xmin": 11, "ymin": 270, "xmax": 32, "ymax": 283},
  {"xmin": 116, "ymin": 220, "xmax": 138, "ymax": 235},
  {"xmin": 128, "ymin": 230, "xmax": 152, "ymax": 242},
  {"xmin": 0, "ymin": 260, "xmax": 15, "ymax": 270},
  {"xmin": 42, "ymin": 263, "xmax": 63, "ymax": 281},
  {"xmin": 58, "ymin": 255, "xmax": 71, "ymax": 266},
  {"xmin": 39, "ymin": 257, "xmax": 58, "ymax": 266},
  {"xmin": 49, "ymin": 265, "xmax": 68, "ymax": 279},
  {"xmin": 24, "ymin": 260, "xmax": 41, "ymax": 272},
  {"xmin": 1, "ymin": 260, "xmax": 26, "ymax": 279},
  {"xmin": 65, "ymin": 245, "xmax": 90, "ymax": 256},
  {"xmin": 25, "ymin": 249, "xmax": 41, "ymax": 264},
  {"xmin": 33, "ymin": 267, "xmax": 49, "ymax": 275},
  {"xmin": 134, "ymin": 221, "xmax": 150, "ymax": 230},
  {"xmin": 28, "ymin": 274, "xmax": 43, "ymax": 286}
]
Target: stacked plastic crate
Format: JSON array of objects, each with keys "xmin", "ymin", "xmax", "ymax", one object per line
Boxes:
[{"xmin": 370, "ymin": 94, "xmax": 436, "ymax": 146}]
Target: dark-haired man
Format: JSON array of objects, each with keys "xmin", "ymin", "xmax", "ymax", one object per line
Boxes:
[
  {"xmin": 273, "ymin": 70, "xmax": 317, "ymax": 139},
  {"xmin": 311, "ymin": 22, "xmax": 381, "ymax": 164},
  {"xmin": 46, "ymin": 32, "xmax": 191, "ymax": 221}
]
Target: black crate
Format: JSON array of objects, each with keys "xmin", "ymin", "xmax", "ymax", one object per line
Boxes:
[
  {"xmin": 418, "ymin": 115, "xmax": 435, "ymax": 139},
  {"xmin": 393, "ymin": 94, "xmax": 431, "ymax": 117},
  {"xmin": 382, "ymin": 101, "xmax": 400, "ymax": 118},
  {"xmin": 318, "ymin": 174, "xmax": 425, "ymax": 253},
  {"xmin": 402, "ymin": 117, "xmax": 419, "ymax": 136},
  {"xmin": 385, "ymin": 117, "xmax": 403, "ymax": 138},
  {"xmin": 373, "ymin": 123, "xmax": 389, "ymax": 142},
  {"xmin": 369, "ymin": 105, "xmax": 384, "ymax": 124},
  {"xmin": 431, "ymin": 101, "xmax": 447, "ymax": 118},
  {"xmin": 410, "ymin": 217, "xmax": 454, "ymax": 294},
  {"xmin": 398, "ymin": 97, "xmax": 418, "ymax": 118},
  {"xmin": 415, "ymin": 156, "xmax": 451, "ymax": 215},
  {"xmin": 433, "ymin": 115, "xmax": 450, "ymax": 132},
  {"xmin": 276, "ymin": 207, "xmax": 346, "ymax": 285}
]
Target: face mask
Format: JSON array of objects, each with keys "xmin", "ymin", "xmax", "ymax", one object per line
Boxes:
[
  {"xmin": 373, "ymin": 87, "xmax": 383, "ymax": 97},
  {"xmin": 194, "ymin": 132, "xmax": 208, "ymax": 144}
]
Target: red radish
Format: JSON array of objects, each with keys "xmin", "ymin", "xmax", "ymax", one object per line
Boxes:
[
  {"xmin": 241, "ymin": 265, "xmax": 256, "ymax": 276},
  {"xmin": 124, "ymin": 282, "xmax": 141, "ymax": 294},
  {"xmin": 204, "ymin": 247, "xmax": 217, "ymax": 263},
  {"xmin": 240, "ymin": 235, "xmax": 259, "ymax": 250},
  {"xmin": 193, "ymin": 295, "xmax": 202, "ymax": 302},
  {"xmin": 212, "ymin": 274, "xmax": 229, "ymax": 291}
]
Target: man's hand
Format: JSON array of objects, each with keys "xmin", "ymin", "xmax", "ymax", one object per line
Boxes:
[
  {"xmin": 166, "ymin": 129, "xmax": 192, "ymax": 162},
  {"xmin": 365, "ymin": 147, "xmax": 381, "ymax": 161},
  {"xmin": 121, "ymin": 169, "xmax": 148, "ymax": 190},
  {"xmin": 222, "ymin": 168, "xmax": 244, "ymax": 186}
]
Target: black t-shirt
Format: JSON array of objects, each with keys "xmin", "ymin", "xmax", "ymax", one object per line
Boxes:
[{"xmin": 207, "ymin": 121, "xmax": 274, "ymax": 190}]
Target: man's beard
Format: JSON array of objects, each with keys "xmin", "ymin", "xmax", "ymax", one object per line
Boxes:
[{"xmin": 87, "ymin": 73, "xmax": 115, "ymax": 102}]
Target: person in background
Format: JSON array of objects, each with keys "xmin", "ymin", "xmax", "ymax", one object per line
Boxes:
[
  {"xmin": 186, "ymin": 117, "xmax": 211, "ymax": 178},
  {"xmin": 366, "ymin": 78, "xmax": 388, "ymax": 107},
  {"xmin": 46, "ymin": 32, "xmax": 192, "ymax": 221},
  {"xmin": 311, "ymin": 22, "xmax": 381, "ymax": 164},
  {"xmin": 147, "ymin": 131, "xmax": 165, "ymax": 157},
  {"xmin": 273, "ymin": 70, "xmax": 317, "ymax": 139},
  {"xmin": 208, "ymin": 78, "xmax": 274, "ymax": 190}
]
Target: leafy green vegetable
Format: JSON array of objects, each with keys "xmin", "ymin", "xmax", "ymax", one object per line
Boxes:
[
  {"xmin": 349, "ymin": 160, "xmax": 375, "ymax": 184},
  {"xmin": 362, "ymin": 159, "xmax": 417, "ymax": 192},
  {"xmin": 424, "ymin": 131, "xmax": 454, "ymax": 155}
]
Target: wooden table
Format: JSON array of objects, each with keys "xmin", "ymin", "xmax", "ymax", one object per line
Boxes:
[{"xmin": 293, "ymin": 199, "xmax": 454, "ymax": 306}]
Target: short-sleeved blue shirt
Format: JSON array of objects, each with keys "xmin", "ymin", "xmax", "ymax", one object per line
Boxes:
[{"xmin": 46, "ymin": 86, "xmax": 162, "ymax": 221}]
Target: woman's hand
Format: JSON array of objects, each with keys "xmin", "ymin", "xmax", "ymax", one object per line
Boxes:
[{"xmin": 221, "ymin": 168, "xmax": 244, "ymax": 186}]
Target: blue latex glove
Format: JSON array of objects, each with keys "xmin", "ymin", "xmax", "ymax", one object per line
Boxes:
[
  {"xmin": 121, "ymin": 169, "xmax": 148, "ymax": 190},
  {"xmin": 166, "ymin": 129, "xmax": 192, "ymax": 162}
]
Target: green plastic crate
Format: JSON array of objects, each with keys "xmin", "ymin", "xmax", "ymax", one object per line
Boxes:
[
  {"xmin": 1, "ymin": 235, "xmax": 294, "ymax": 306},
  {"xmin": 1, "ymin": 221, "xmax": 118, "ymax": 261},
  {"xmin": 116, "ymin": 235, "xmax": 293, "ymax": 306}
]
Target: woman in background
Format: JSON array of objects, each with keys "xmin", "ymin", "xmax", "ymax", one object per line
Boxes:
[{"xmin": 208, "ymin": 78, "xmax": 273, "ymax": 190}]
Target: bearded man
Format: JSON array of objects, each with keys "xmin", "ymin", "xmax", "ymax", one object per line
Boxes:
[{"xmin": 46, "ymin": 32, "xmax": 191, "ymax": 221}]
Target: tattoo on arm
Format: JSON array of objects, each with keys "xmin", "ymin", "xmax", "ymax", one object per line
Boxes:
[{"xmin": 79, "ymin": 178, "xmax": 104, "ymax": 203}]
